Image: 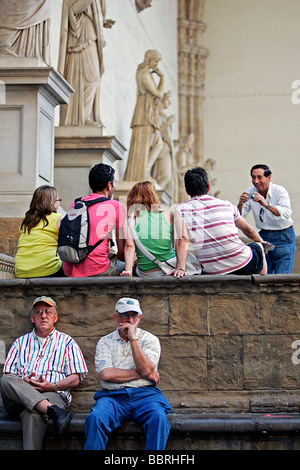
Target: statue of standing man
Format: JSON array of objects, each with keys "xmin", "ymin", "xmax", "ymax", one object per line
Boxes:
[
  {"xmin": 124, "ymin": 50, "xmax": 165, "ymax": 182},
  {"xmin": 58, "ymin": 0, "xmax": 115, "ymax": 128}
]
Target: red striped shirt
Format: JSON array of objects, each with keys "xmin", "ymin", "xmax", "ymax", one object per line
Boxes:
[{"xmin": 176, "ymin": 195, "xmax": 252, "ymax": 274}]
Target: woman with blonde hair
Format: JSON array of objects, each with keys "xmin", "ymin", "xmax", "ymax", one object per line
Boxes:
[
  {"xmin": 121, "ymin": 181, "xmax": 176, "ymax": 278},
  {"xmin": 14, "ymin": 185, "xmax": 65, "ymax": 278}
]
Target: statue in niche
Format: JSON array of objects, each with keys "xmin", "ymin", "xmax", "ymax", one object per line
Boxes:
[
  {"xmin": 124, "ymin": 49, "xmax": 164, "ymax": 182},
  {"xmin": 203, "ymin": 157, "xmax": 219, "ymax": 197},
  {"xmin": 0, "ymin": 0, "xmax": 52, "ymax": 64},
  {"xmin": 58, "ymin": 0, "xmax": 115, "ymax": 128},
  {"xmin": 135, "ymin": 0, "xmax": 152, "ymax": 13},
  {"xmin": 174, "ymin": 133, "xmax": 195, "ymax": 202},
  {"xmin": 151, "ymin": 91, "xmax": 176, "ymax": 198}
]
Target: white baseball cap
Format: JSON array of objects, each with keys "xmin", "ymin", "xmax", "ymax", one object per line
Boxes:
[{"xmin": 115, "ymin": 298, "xmax": 143, "ymax": 315}]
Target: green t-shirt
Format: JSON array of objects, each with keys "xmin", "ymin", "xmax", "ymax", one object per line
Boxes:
[{"xmin": 135, "ymin": 210, "xmax": 175, "ymax": 272}]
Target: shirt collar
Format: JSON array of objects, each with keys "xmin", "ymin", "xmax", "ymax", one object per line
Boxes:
[
  {"xmin": 251, "ymin": 181, "xmax": 273, "ymax": 200},
  {"xmin": 266, "ymin": 182, "xmax": 273, "ymax": 199},
  {"xmin": 32, "ymin": 327, "xmax": 56, "ymax": 339}
]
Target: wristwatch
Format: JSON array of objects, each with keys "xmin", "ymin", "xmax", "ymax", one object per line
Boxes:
[
  {"xmin": 130, "ymin": 337, "xmax": 138, "ymax": 343},
  {"xmin": 266, "ymin": 203, "xmax": 271, "ymax": 210}
]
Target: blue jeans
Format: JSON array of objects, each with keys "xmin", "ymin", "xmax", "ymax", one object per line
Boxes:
[
  {"xmin": 259, "ymin": 227, "xmax": 295, "ymax": 274},
  {"xmin": 84, "ymin": 386, "xmax": 172, "ymax": 450}
]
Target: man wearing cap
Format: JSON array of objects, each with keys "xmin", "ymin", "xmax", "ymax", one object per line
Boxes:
[
  {"xmin": 0, "ymin": 296, "xmax": 88, "ymax": 450},
  {"xmin": 84, "ymin": 297, "xmax": 172, "ymax": 450}
]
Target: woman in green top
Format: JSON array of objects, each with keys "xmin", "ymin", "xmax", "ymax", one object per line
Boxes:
[
  {"xmin": 121, "ymin": 181, "xmax": 175, "ymax": 277},
  {"xmin": 14, "ymin": 185, "xmax": 65, "ymax": 278}
]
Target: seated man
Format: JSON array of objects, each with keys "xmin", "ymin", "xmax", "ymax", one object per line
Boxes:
[
  {"xmin": 84, "ymin": 297, "xmax": 172, "ymax": 450},
  {"xmin": 63, "ymin": 163, "xmax": 125, "ymax": 277},
  {"xmin": 0, "ymin": 296, "xmax": 88, "ymax": 450},
  {"xmin": 173, "ymin": 167, "xmax": 267, "ymax": 277}
]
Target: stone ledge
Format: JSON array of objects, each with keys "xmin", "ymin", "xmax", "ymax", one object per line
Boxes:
[
  {"xmin": 1, "ymin": 273, "xmax": 300, "ymax": 287},
  {"xmin": 1, "ymin": 411, "xmax": 300, "ymax": 437}
]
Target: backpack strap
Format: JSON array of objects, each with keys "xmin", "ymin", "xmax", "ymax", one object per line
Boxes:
[
  {"xmin": 128, "ymin": 215, "xmax": 164, "ymax": 268},
  {"xmin": 75, "ymin": 196, "xmax": 109, "ymax": 207},
  {"xmin": 78, "ymin": 196, "xmax": 112, "ymax": 254}
]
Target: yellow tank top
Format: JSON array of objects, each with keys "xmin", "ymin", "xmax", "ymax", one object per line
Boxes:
[{"xmin": 14, "ymin": 212, "xmax": 62, "ymax": 278}]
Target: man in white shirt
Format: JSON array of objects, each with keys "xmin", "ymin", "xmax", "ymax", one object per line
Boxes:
[
  {"xmin": 238, "ymin": 164, "xmax": 295, "ymax": 274},
  {"xmin": 84, "ymin": 297, "xmax": 171, "ymax": 450}
]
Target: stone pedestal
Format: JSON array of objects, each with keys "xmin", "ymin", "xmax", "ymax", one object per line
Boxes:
[
  {"xmin": 0, "ymin": 58, "xmax": 74, "ymax": 218},
  {"xmin": 54, "ymin": 126, "xmax": 127, "ymax": 211}
]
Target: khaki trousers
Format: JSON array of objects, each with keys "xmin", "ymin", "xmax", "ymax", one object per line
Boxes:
[{"xmin": 0, "ymin": 374, "xmax": 67, "ymax": 450}]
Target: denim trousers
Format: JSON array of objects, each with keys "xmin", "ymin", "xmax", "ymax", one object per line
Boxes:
[
  {"xmin": 259, "ymin": 227, "xmax": 295, "ymax": 274},
  {"xmin": 84, "ymin": 386, "xmax": 172, "ymax": 450}
]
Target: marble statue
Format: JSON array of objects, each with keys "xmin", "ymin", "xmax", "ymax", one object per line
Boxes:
[
  {"xmin": 175, "ymin": 133, "xmax": 195, "ymax": 202},
  {"xmin": 124, "ymin": 49, "xmax": 165, "ymax": 182},
  {"xmin": 0, "ymin": 0, "xmax": 52, "ymax": 64},
  {"xmin": 203, "ymin": 157, "xmax": 219, "ymax": 197},
  {"xmin": 151, "ymin": 91, "xmax": 176, "ymax": 197},
  {"xmin": 58, "ymin": 0, "xmax": 115, "ymax": 127}
]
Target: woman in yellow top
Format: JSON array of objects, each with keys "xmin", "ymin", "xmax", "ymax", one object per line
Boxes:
[{"xmin": 14, "ymin": 185, "xmax": 65, "ymax": 278}]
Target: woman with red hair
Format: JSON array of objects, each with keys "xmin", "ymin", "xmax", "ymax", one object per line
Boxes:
[{"xmin": 121, "ymin": 181, "xmax": 175, "ymax": 277}]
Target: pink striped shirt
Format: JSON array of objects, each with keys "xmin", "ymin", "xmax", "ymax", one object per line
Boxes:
[
  {"xmin": 3, "ymin": 328, "xmax": 88, "ymax": 405},
  {"xmin": 176, "ymin": 195, "xmax": 252, "ymax": 274}
]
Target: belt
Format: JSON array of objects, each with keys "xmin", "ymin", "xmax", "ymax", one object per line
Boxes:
[{"xmin": 260, "ymin": 226, "xmax": 293, "ymax": 232}]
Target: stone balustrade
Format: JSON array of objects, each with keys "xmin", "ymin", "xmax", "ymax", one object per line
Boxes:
[{"xmin": 0, "ymin": 253, "xmax": 15, "ymax": 280}]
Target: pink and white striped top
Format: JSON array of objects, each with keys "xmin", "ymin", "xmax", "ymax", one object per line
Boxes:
[{"xmin": 176, "ymin": 195, "xmax": 252, "ymax": 274}]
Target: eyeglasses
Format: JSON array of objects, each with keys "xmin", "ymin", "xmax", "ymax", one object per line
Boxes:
[
  {"xmin": 33, "ymin": 308, "xmax": 56, "ymax": 316},
  {"xmin": 118, "ymin": 312, "xmax": 140, "ymax": 320}
]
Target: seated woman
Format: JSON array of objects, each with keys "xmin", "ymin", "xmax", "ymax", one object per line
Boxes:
[
  {"xmin": 121, "ymin": 181, "xmax": 176, "ymax": 278},
  {"xmin": 14, "ymin": 185, "xmax": 65, "ymax": 278}
]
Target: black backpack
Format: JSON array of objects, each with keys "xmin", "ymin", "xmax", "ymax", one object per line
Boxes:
[{"xmin": 57, "ymin": 197, "xmax": 108, "ymax": 264}]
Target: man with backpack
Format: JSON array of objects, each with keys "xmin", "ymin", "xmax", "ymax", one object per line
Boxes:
[{"xmin": 61, "ymin": 163, "xmax": 125, "ymax": 277}]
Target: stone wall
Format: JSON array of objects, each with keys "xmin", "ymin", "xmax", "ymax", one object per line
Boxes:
[{"xmin": 1, "ymin": 275, "xmax": 300, "ymax": 415}]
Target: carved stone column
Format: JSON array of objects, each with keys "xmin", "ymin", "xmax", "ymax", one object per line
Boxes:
[{"xmin": 178, "ymin": 0, "xmax": 209, "ymax": 165}]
